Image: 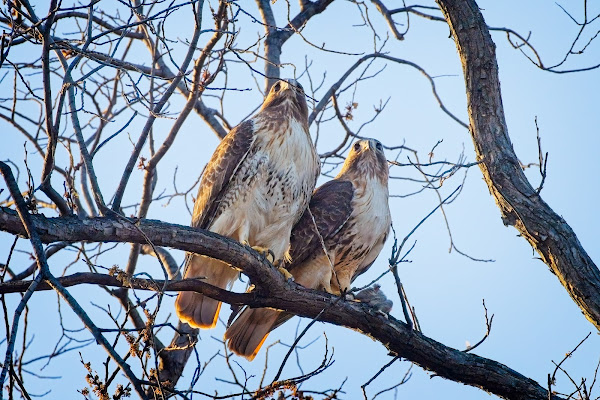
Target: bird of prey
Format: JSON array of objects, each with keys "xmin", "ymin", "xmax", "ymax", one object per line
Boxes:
[
  {"xmin": 225, "ymin": 138, "xmax": 391, "ymax": 359},
  {"xmin": 175, "ymin": 79, "xmax": 320, "ymax": 329}
]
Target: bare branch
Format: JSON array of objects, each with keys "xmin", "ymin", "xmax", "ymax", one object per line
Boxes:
[
  {"xmin": 463, "ymin": 300, "xmax": 494, "ymax": 353},
  {"xmin": 370, "ymin": 0, "xmax": 404, "ymax": 41},
  {"xmin": 0, "ymin": 163, "xmax": 146, "ymax": 398},
  {"xmin": 262, "ymin": 0, "xmax": 335, "ymax": 90},
  {"xmin": 309, "ymin": 53, "xmax": 468, "ymax": 128},
  {"xmin": 111, "ymin": 1, "xmax": 205, "ymax": 212},
  {"xmin": 0, "ymin": 208, "xmax": 565, "ymax": 399}
]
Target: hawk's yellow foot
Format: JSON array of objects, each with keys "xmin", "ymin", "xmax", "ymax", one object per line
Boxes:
[
  {"xmin": 277, "ymin": 264, "xmax": 294, "ymax": 281},
  {"xmin": 242, "ymin": 242, "xmax": 276, "ymax": 264},
  {"xmin": 340, "ymin": 287, "xmax": 355, "ymax": 301}
]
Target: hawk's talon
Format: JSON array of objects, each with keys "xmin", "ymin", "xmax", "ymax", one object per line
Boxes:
[
  {"xmin": 277, "ymin": 265, "xmax": 294, "ymax": 281},
  {"xmin": 245, "ymin": 244, "xmax": 276, "ymax": 264},
  {"xmin": 339, "ymin": 288, "xmax": 354, "ymax": 301},
  {"xmin": 265, "ymin": 249, "xmax": 276, "ymax": 264}
]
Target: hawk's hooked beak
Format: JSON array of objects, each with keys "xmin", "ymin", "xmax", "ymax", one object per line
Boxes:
[
  {"xmin": 285, "ymin": 79, "xmax": 302, "ymax": 89},
  {"xmin": 366, "ymin": 139, "xmax": 382, "ymax": 152},
  {"xmin": 262, "ymin": 78, "xmax": 308, "ymax": 119},
  {"xmin": 365, "ymin": 139, "xmax": 384, "ymax": 154},
  {"xmin": 279, "ymin": 80, "xmax": 292, "ymax": 92},
  {"xmin": 274, "ymin": 79, "xmax": 302, "ymax": 94}
]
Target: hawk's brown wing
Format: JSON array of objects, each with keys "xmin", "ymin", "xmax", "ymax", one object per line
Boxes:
[
  {"xmin": 226, "ymin": 179, "xmax": 354, "ymax": 350},
  {"xmin": 266, "ymin": 181, "xmax": 353, "ymax": 332},
  {"xmin": 286, "ymin": 179, "xmax": 354, "ymax": 270},
  {"xmin": 191, "ymin": 120, "xmax": 255, "ymax": 229},
  {"xmin": 226, "ymin": 180, "xmax": 353, "ymax": 328}
]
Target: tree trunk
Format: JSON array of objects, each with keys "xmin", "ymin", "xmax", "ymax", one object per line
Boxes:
[{"xmin": 436, "ymin": 0, "xmax": 600, "ymax": 330}]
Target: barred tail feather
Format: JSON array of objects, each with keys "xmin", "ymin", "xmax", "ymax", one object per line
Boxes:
[
  {"xmin": 224, "ymin": 308, "xmax": 282, "ymax": 360},
  {"xmin": 175, "ymin": 255, "xmax": 238, "ymax": 329}
]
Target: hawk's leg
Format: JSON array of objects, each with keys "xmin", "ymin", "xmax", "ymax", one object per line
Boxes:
[
  {"xmin": 331, "ymin": 286, "xmax": 355, "ymax": 301},
  {"xmin": 274, "ymin": 261, "xmax": 294, "ymax": 281},
  {"xmin": 333, "ymin": 276, "xmax": 354, "ymax": 300},
  {"xmin": 242, "ymin": 241, "xmax": 276, "ymax": 264},
  {"xmin": 341, "ymin": 288, "xmax": 355, "ymax": 301},
  {"xmin": 241, "ymin": 242, "xmax": 294, "ymax": 281}
]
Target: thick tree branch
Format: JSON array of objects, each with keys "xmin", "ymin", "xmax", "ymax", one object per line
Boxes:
[
  {"xmin": 263, "ymin": 0, "xmax": 335, "ymax": 90},
  {"xmin": 436, "ymin": 0, "xmax": 600, "ymax": 330},
  {"xmin": 371, "ymin": 0, "xmax": 404, "ymax": 40},
  {"xmin": 0, "ymin": 207, "xmax": 271, "ymax": 286},
  {"xmin": 0, "ymin": 208, "xmax": 561, "ymax": 399},
  {"xmin": 0, "ymin": 163, "xmax": 147, "ymax": 399},
  {"xmin": 154, "ymin": 321, "xmax": 198, "ymax": 391}
]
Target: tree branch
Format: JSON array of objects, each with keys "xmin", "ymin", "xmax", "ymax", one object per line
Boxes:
[
  {"xmin": 309, "ymin": 53, "xmax": 468, "ymax": 128},
  {"xmin": 111, "ymin": 1, "xmax": 205, "ymax": 212},
  {"xmin": 436, "ymin": 0, "xmax": 600, "ymax": 331},
  {"xmin": 0, "ymin": 163, "xmax": 147, "ymax": 399},
  {"xmin": 0, "ymin": 208, "xmax": 562, "ymax": 399},
  {"xmin": 263, "ymin": 0, "xmax": 335, "ymax": 90}
]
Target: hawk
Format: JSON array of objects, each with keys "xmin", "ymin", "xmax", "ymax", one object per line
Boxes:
[
  {"xmin": 225, "ymin": 138, "xmax": 391, "ymax": 359},
  {"xmin": 175, "ymin": 79, "xmax": 320, "ymax": 329}
]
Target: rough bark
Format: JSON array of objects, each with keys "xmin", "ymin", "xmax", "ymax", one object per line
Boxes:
[
  {"xmin": 436, "ymin": 0, "xmax": 600, "ymax": 329},
  {"xmin": 0, "ymin": 207, "xmax": 561, "ymax": 399},
  {"xmin": 263, "ymin": 0, "xmax": 335, "ymax": 90},
  {"xmin": 154, "ymin": 321, "xmax": 198, "ymax": 391}
]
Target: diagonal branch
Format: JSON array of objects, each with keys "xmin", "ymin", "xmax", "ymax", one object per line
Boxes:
[
  {"xmin": 370, "ymin": 0, "xmax": 404, "ymax": 40},
  {"xmin": 111, "ymin": 1, "xmax": 205, "ymax": 212},
  {"xmin": 0, "ymin": 208, "xmax": 563, "ymax": 399},
  {"xmin": 436, "ymin": 0, "xmax": 600, "ymax": 330}
]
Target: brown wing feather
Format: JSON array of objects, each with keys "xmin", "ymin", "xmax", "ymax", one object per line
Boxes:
[
  {"xmin": 286, "ymin": 179, "xmax": 354, "ymax": 269},
  {"xmin": 191, "ymin": 119, "xmax": 255, "ymax": 229},
  {"xmin": 226, "ymin": 180, "xmax": 353, "ymax": 350}
]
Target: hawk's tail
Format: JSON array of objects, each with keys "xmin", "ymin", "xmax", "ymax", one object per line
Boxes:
[
  {"xmin": 225, "ymin": 308, "xmax": 286, "ymax": 360},
  {"xmin": 175, "ymin": 254, "xmax": 238, "ymax": 329}
]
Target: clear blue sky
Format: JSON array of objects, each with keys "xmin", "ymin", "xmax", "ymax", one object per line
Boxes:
[{"xmin": 1, "ymin": 0, "xmax": 599, "ymax": 398}]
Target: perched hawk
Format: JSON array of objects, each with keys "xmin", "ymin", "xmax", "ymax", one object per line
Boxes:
[
  {"xmin": 225, "ymin": 138, "xmax": 391, "ymax": 359},
  {"xmin": 175, "ymin": 79, "xmax": 320, "ymax": 329}
]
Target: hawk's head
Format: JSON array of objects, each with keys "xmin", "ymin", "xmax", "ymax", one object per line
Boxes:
[
  {"xmin": 339, "ymin": 139, "xmax": 389, "ymax": 183},
  {"xmin": 262, "ymin": 79, "xmax": 308, "ymax": 123}
]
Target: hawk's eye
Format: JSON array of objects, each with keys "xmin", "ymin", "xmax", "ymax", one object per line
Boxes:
[
  {"xmin": 354, "ymin": 142, "xmax": 361, "ymax": 151},
  {"xmin": 273, "ymin": 82, "xmax": 282, "ymax": 92},
  {"xmin": 376, "ymin": 142, "xmax": 383, "ymax": 151}
]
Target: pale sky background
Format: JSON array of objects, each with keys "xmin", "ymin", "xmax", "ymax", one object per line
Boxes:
[{"xmin": 1, "ymin": 0, "xmax": 599, "ymax": 399}]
